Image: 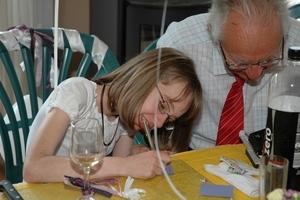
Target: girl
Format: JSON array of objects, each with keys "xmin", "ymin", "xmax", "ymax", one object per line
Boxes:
[{"xmin": 24, "ymin": 47, "xmax": 202, "ymax": 182}]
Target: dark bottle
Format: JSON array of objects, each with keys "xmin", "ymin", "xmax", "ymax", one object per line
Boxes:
[{"xmin": 264, "ymin": 46, "xmax": 300, "ymax": 190}]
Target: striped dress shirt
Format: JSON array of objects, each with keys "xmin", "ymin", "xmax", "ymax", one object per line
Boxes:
[{"xmin": 157, "ymin": 13, "xmax": 300, "ymax": 149}]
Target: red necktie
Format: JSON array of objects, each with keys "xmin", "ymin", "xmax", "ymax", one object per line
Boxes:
[{"xmin": 216, "ymin": 76, "xmax": 245, "ymax": 145}]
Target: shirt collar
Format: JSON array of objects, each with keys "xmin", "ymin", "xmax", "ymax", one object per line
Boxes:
[{"xmin": 213, "ymin": 44, "xmax": 228, "ymax": 76}]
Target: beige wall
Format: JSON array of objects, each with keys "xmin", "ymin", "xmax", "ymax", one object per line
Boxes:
[
  {"xmin": 57, "ymin": 0, "xmax": 90, "ymax": 75},
  {"xmin": 58, "ymin": 0, "xmax": 89, "ymax": 34}
]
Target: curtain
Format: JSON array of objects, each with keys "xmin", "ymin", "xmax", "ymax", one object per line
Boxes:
[{"xmin": 0, "ymin": 0, "xmax": 53, "ymax": 114}]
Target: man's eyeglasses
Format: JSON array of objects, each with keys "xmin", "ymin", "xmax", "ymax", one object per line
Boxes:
[
  {"xmin": 220, "ymin": 39, "xmax": 284, "ymax": 70},
  {"xmin": 155, "ymin": 85, "xmax": 175, "ymax": 131}
]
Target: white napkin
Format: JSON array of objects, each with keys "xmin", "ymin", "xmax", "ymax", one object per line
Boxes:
[{"xmin": 204, "ymin": 157, "xmax": 259, "ymax": 198}]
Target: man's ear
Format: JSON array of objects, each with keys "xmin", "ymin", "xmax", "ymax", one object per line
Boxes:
[{"xmin": 207, "ymin": 22, "xmax": 218, "ymax": 45}]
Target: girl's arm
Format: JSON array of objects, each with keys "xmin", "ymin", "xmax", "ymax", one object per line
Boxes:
[{"xmin": 24, "ymin": 108, "xmax": 172, "ymax": 182}]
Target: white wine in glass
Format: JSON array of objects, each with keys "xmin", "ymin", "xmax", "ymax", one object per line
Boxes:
[{"xmin": 70, "ymin": 118, "xmax": 104, "ymax": 200}]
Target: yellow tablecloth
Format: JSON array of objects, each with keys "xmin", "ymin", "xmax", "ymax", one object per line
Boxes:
[
  {"xmin": 172, "ymin": 144, "xmax": 259, "ymax": 200},
  {"xmin": 0, "ymin": 144, "xmax": 259, "ymax": 200}
]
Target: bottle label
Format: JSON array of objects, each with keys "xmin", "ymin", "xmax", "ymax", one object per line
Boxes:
[
  {"xmin": 264, "ymin": 107, "xmax": 298, "ymax": 160},
  {"xmin": 294, "ymin": 125, "xmax": 300, "ymax": 168}
]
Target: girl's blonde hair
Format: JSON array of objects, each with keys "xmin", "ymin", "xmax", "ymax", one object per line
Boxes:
[{"xmin": 93, "ymin": 47, "xmax": 202, "ymax": 152}]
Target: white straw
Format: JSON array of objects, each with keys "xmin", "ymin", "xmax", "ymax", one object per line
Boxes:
[
  {"xmin": 154, "ymin": 0, "xmax": 187, "ymax": 199},
  {"xmin": 53, "ymin": 0, "xmax": 59, "ymax": 88}
]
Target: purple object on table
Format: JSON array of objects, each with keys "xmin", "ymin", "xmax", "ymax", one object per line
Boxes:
[
  {"xmin": 166, "ymin": 164, "xmax": 174, "ymax": 175},
  {"xmin": 200, "ymin": 183, "xmax": 233, "ymax": 198}
]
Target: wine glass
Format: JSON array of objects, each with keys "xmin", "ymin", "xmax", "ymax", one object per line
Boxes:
[{"xmin": 70, "ymin": 118, "xmax": 104, "ymax": 200}]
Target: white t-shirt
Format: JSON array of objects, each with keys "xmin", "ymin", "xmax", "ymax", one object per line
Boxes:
[{"xmin": 26, "ymin": 77, "xmax": 127, "ymax": 156}]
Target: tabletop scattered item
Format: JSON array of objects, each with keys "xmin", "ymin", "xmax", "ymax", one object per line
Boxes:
[
  {"xmin": 64, "ymin": 175, "xmax": 113, "ymax": 197},
  {"xmin": 200, "ymin": 183, "xmax": 233, "ymax": 198},
  {"xmin": 267, "ymin": 188, "xmax": 300, "ymax": 200},
  {"xmin": 204, "ymin": 156, "xmax": 259, "ymax": 198},
  {"xmin": 0, "ymin": 180, "xmax": 24, "ymax": 200},
  {"xmin": 165, "ymin": 164, "xmax": 174, "ymax": 175},
  {"xmin": 219, "ymin": 156, "xmax": 259, "ymax": 176},
  {"xmin": 64, "ymin": 176, "xmax": 146, "ymax": 200},
  {"xmin": 122, "ymin": 177, "xmax": 146, "ymax": 200},
  {"xmin": 260, "ymin": 155, "xmax": 289, "ymax": 200}
]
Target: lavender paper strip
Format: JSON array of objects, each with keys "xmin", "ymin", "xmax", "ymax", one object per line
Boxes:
[
  {"xmin": 200, "ymin": 183, "xmax": 233, "ymax": 198},
  {"xmin": 64, "ymin": 176, "xmax": 113, "ymax": 198}
]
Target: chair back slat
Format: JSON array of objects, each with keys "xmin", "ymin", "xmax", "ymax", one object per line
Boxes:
[
  {"xmin": 0, "ymin": 111, "xmax": 23, "ymax": 185},
  {"xmin": 0, "ymin": 42, "xmax": 30, "ymax": 136},
  {"xmin": 76, "ymin": 54, "xmax": 93, "ymax": 77},
  {"xmin": 0, "ymin": 83, "xmax": 24, "ymax": 183},
  {"xmin": 41, "ymin": 44, "xmax": 52, "ymax": 101},
  {"xmin": 96, "ymin": 48, "xmax": 120, "ymax": 77},
  {"xmin": 20, "ymin": 44, "xmax": 39, "ymax": 120},
  {"xmin": 58, "ymin": 47, "xmax": 73, "ymax": 84}
]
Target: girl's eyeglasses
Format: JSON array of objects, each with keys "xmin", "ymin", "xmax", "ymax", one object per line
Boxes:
[{"xmin": 155, "ymin": 85, "xmax": 175, "ymax": 131}]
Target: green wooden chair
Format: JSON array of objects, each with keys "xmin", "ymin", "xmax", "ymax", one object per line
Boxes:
[
  {"xmin": 289, "ymin": 2, "xmax": 300, "ymax": 20},
  {"xmin": 0, "ymin": 26, "xmax": 119, "ymax": 183}
]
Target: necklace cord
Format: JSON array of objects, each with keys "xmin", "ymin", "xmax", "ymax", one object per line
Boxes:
[{"xmin": 100, "ymin": 84, "xmax": 120, "ymax": 147}]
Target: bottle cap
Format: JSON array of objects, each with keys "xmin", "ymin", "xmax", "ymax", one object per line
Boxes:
[{"xmin": 288, "ymin": 46, "xmax": 300, "ymax": 60}]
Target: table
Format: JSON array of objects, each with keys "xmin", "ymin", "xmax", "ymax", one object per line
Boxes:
[
  {"xmin": 0, "ymin": 144, "xmax": 259, "ymax": 200},
  {"xmin": 173, "ymin": 144, "xmax": 260, "ymax": 200}
]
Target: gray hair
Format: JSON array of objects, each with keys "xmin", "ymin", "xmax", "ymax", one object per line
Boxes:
[{"xmin": 208, "ymin": 0, "xmax": 290, "ymax": 43}]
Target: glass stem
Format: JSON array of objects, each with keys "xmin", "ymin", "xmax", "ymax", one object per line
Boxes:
[{"xmin": 83, "ymin": 166, "xmax": 91, "ymax": 190}]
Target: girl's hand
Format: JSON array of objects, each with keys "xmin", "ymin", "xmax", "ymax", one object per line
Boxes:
[
  {"xmin": 130, "ymin": 144, "xmax": 151, "ymax": 155},
  {"xmin": 124, "ymin": 150, "xmax": 172, "ymax": 179}
]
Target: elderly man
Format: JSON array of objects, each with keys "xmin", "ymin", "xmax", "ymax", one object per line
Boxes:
[{"xmin": 157, "ymin": 0, "xmax": 300, "ymax": 150}]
